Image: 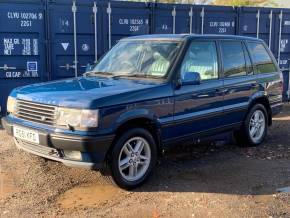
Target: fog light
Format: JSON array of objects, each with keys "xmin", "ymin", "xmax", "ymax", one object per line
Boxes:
[{"xmin": 64, "ymin": 150, "xmax": 82, "ymax": 160}]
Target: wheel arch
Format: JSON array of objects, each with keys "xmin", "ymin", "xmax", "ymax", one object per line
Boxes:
[
  {"xmin": 248, "ymin": 95, "xmax": 272, "ymax": 126},
  {"xmin": 107, "ymin": 109, "xmax": 162, "ymax": 160}
]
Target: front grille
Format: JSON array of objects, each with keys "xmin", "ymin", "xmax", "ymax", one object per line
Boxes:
[{"xmin": 16, "ymin": 100, "xmax": 57, "ymax": 125}]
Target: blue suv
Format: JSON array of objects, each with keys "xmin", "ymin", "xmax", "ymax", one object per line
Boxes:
[{"xmin": 2, "ymin": 35, "xmax": 283, "ymax": 189}]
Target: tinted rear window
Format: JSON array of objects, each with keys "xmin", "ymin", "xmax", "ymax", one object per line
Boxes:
[
  {"xmin": 247, "ymin": 42, "xmax": 277, "ymax": 74},
  {"xmin": 220, "ymin": 41, "xmax": 247, "ymax": 77}
]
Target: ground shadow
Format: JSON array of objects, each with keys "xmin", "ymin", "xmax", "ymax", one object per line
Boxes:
[{"xmin": 132, "ymin": 122, "xmax": 290, "ymax": 196}]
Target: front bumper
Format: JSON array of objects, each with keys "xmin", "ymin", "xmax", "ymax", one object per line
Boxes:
[{"xmin": 2, "ymin": 116, "xmax": 115, "ymax": 169}]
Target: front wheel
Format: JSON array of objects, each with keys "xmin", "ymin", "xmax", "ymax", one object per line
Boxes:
[
  {"xmin": 109, "ymin": 128, "xmax": 157, "ymax": 189},
  {"xmin": 235, "ymin": 104, "xmax": 268, "ymax": 147}
]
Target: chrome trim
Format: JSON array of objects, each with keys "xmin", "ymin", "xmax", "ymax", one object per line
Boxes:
[{"xmin": 16, "ymin": 100, "xmax": 57, "ymax": 125}]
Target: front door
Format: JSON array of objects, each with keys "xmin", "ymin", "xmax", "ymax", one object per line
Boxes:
[{"xmin": 171, "ymin": 40, "xmax": 224, "ymax": 142}]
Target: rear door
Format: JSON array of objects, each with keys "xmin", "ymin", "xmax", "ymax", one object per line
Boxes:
[
  {"xmin": 221, "ymin": 40, "xmax": 257, "ymax": 126},
  {"xmin": 247, "ymin": 41, "xmax": 282, "ymax": 105}
]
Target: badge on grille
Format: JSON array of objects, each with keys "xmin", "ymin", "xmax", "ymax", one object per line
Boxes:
[{"xmin": 40, "ymin": 116, "xmax": 46, "ymax": 121}]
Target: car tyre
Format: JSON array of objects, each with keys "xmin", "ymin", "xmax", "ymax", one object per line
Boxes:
[
  {"xmin": 109, "ymin": 128, "xmax": 157, "ymax": 189},
  {"xmin": 235, "ymin": 104, "xmax": 268, "ymax": 147}
]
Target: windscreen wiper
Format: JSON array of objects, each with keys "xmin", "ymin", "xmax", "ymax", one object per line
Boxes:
[
  {"xmin": 111, "ymin": 73, "xmax": 162, "ymax": 79},
  {"xmin": 83, "ymin": 71, "xmax": 113, "ymax": 77}
]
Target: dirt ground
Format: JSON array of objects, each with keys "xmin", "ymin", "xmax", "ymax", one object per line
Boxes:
[{"xmin": 1, "ymin": 104, "xmax": 290, "ymax": 218}]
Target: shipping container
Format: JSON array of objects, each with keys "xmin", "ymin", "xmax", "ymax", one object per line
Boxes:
[
  {"xmin": 152, "ymin": 3, "xmax": 193, "ymax": 34},
  {"xmin": 47, "ymin": 0, "xmax": 98, "ymax": 80},
  {"xmin": 276, "ymin": 9, "xmax": 290, "ymax": 99},
  {"xmin": 0, "ymin": 0, "xmax": 289, "ymax": 115},
  {"xmin": 100, "ymin": 0, "xmax": 151, "ymax": 51},
  {"xmin": 0, "ymin": 0, "xmax": 46, "ymax": 115},
  {"xmin": 195, "ymin": 5, "xmax": 237, "ymax": 35}
]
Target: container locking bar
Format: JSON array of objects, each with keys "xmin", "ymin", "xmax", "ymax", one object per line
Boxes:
[
  {"xmin": 172, "ymin": 6, "xmax": 176, "ymax": 34},
  {"xmin": 281, "ymin": 59, "xmax": 290, "ymax": 99},
  {"xmin": 278, "ymin": 10, "xmax": 283, "ymax": 67},
  {"xmin": 189, "ymin": 7, "xmax": 193, "ymax": 34},
  {"xmin": 200, "ymin": 7, "xmax": 205, "ymax": 35},
  {"xmin": 268, "ymin": 10, "xmax": 273, "ymax": 50},
  {"xmin": 93, "ymin": 2, "xmax": 98, "ymax": 63},
  {"xmin": 0, "ymin": 64, "xmax": 16, "ymax": 71},
  {"xmin": 256, "ymin": 9, "xmax": 260, "ymax": 39},
  {"xmin": 72, "ymin": 0, "xmax": 78, "ymax": 77},
  {"xmin": 107, "ymin": 2, "xmax": 112, "ymax": 50},
  {"xmin": 80, "ymin": 64, "xmax": 91, "ymax": 69},
  {"xmin": 59, "ymin": 64, "xmax": 75, "ymax": 70}
]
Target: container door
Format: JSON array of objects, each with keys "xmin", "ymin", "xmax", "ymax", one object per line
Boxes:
[
  {"xmin": 100, "ymin": 1, "xmax": 151, "ymax": 52},
  {"xmin": 238, "ymin": 7, "xmax": 275, "ymax": 51},
  {"xmin": 0, "ymin": 0, "xmax": 46, "ymax": 115},
  {"xmin": 48, "ymin": 0, "xmax": 99, "ymax": 80},
  {"xmin": 196, "ymin": 5, "xmax": 237, "ymax": 35},
  {"xmin": 273, "ymin": 9, "xmax": 290, "ymax": 100},
  {"xmin": 153, "ymin": 3, "xmax": 193, "ymax": 34}
]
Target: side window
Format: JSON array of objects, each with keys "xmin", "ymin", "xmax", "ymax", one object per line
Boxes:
[
  {"xmin": 247, "ymin": 42, "xmax": 277, "ymax": 74},
  {"xmin": 220, "ymin": 41, "xmax": 247, "ymax": 77},
  {"xmin": 181, "ymin": 41, "xmax": 218, "ymax": 81}
]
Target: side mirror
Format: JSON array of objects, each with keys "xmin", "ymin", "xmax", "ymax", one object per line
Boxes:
[
  {"xmin": 181, "ymin": 72, "xmax": 201, "ymax": 86},
  {"xmin": 85, "ymin": 64, "xmax": 94, "ymax": 72}
]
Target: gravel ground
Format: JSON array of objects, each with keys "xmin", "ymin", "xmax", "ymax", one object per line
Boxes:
[{"xmin": 1, "ymin": 104, "xmax": 290, "ymax": 218}]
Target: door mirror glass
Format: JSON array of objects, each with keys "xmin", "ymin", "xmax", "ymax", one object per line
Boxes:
[{"xmin": 181, "ymin": 72, "xmax": 201, "ymax": 85}]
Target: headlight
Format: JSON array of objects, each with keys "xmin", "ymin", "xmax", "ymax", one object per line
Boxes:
[
  {"xmin": 7, "ymin": 96, "xmax": 17, "ymax": 114},
  {"xmin": 56, "ymin": 108, "xmax": 99, "ymax": 128}
]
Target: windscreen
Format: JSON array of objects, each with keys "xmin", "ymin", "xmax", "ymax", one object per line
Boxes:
[{"xmin": 92, "ymin": 40, "xmax": 181, "ymax": 78}]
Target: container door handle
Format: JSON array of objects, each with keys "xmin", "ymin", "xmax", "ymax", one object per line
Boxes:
[
  {"xmin": 0, "ymin": 64, "xmax": 16, "ymax": 70},
  {"xmin": 80, "ymin": 64, "xmax": 91, "ymax": 69},
  {"xmin": 59, "ymin": 64, "xmax": 76, "ymax": 70}
]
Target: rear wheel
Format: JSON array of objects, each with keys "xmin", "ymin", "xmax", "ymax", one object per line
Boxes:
[
  {"xmin": 235, "ymin": 104, "xmax": 268, "ymax": 147},
  {"xmin": 109, "ymin": 128, "xmax": 157, "ymax": 189}
]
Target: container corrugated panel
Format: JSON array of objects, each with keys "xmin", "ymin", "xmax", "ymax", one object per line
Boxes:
[
  {"xmin": 195, "ymin": 5, "xmax": 237, "ymax": 35},
  {"xmin": 0, "ymin": 0, "xmax": 46, "ymax": 114},
  {"xmin": 238, "ymin": 7, "xmax": 275, "ymax": 48},
  {"xmin": 238, "ymin": 7, "xmax": 290, "ymax": 100},
  {"xmin": 48, "ymin": 0, "xmax": 98, "ymax": 80},
  {"xmin": 100, "ymin": 0, "xmax": 151, "ymax": 51},
  {"xmin": 152, "ymin": 3, "xmax": 193, "ymax": 34},
  {"xmin": 275, "ymin": 9, "xmax": 290, "ymax": 99}
]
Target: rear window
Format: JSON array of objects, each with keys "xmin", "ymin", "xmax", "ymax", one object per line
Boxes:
[
  {"xmin": 247, "ymin": 42, "xmax": 277, "ymax": 74},
  {"xmin": 220, "ymin": 41, "xmax": 247, "ymax": 77}
]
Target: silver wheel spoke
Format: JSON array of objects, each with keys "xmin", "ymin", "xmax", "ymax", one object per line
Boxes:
[
  {"xmin": 125, "ymin": 143, "xmax": 134, "ymax": 153},
  {"xmin": 120, "ymin": 157, "xmax": 130, "ymax": 170},
  {"xmin": 134, "ymin": 140, "xmax": 144, "ymax": 153},
  {"xmin": 133, "ymin": 165, "xmax": 138, "ymax": 176},
  {"xmin": 140, "ymin": 155, "xmax": 148, "ymax": 160},
  {"xmin": 123, "ymin": 146, "xmax": 131, "ymax": 156},
  {"xmin": 254, "ymin": 112, "xmax": 259, "ymax": 122},
  {"xmin": 129, "ymin": 165, "xmax": 134, "ymax": 177},
  {"xmin": 250, "ymin": 127, "xmax": 257, "ymax": 136}
]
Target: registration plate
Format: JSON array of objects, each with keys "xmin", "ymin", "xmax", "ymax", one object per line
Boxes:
[{"xmin": 13, "ymin": 126, "xmax": 40, "ymax": 144}]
